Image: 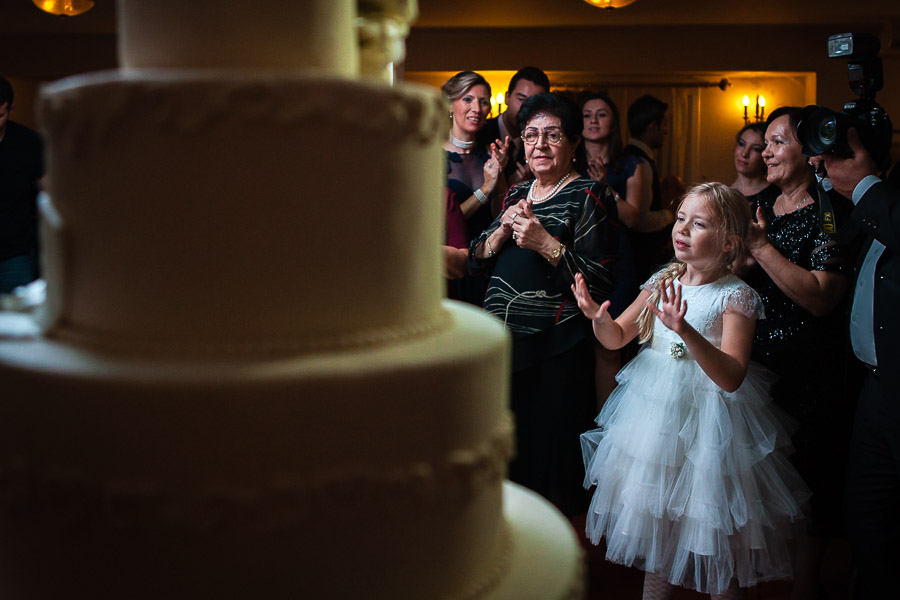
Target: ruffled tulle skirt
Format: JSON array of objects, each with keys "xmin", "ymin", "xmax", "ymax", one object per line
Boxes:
[{"xmin": 581, "ymin": 345, "xmax": 810, "ymax": 594}]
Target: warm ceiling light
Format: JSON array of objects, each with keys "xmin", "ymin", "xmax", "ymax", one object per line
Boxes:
[
  {"xmin": 32, "ymin": 0, "xmax": 95, "ymax": 16},
  {"xmin": 582, "ymin": 0, "xmax": 639, "ymax": 9}
]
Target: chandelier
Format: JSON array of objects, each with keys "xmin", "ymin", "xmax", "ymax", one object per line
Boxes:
[
  {"xmin": 32, "ymin": 0, "xmax": 95, "ymax": 16},
  {"xmin": 582, "ymin": 0, "xmax": 639, "ymax": 9}
]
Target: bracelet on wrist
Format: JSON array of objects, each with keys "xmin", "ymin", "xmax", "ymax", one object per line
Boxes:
[
  {"xmin": 486, "ymin": 237, "xmax": 495, "ymax": 257},
  {"xmin": 473, "ymin": 189, "xmax": 489, "ymax": 205}
]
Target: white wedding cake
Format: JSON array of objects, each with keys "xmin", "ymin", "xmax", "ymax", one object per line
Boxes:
[{"xmin": 0, "ymin": 1, "xmax": 585, "ymax": 598}]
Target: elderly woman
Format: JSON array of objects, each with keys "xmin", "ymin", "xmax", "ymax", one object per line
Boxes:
[
  {"xmin": 731, "ymin": 122, "xmax": 779, "ymax": 206},
  {"xmin": 743, "ymin": 106, "xmax": 859, "ymax": 599},
  {"xmin": 469, "ymin": 93, "xmax": 619, "ymax": 517},
  {"xmin": 440, "ymin": 71, "xmax": 509, "ymax": 306}
]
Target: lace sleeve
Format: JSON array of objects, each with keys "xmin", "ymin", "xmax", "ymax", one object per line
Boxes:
[
  {"xmin": 723, "ymin": 282, "xmax": 765, "ymax": 320},
  {"xmin": 639, "ymin": 268, "xmax": 667, "ymax": 292}
]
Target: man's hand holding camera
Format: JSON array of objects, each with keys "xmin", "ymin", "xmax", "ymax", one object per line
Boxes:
[{"xmin": 820, "ymin": 127, "xmax": 879, "ymax": 200}]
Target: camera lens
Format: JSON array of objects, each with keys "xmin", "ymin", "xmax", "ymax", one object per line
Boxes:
[
  {"xmin": 817, "ymin": 116, "xmax": 838, "ymax": 145},
  {"xmin": 798, "ymin": 105, "xmax": 849, "ymax": 157}
]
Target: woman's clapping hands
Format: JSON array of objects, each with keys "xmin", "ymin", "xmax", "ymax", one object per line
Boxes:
[
  {"xmin": 586, "ymin": 157, "xmax": 607, "ymax": 183},
  {"xmin": 509, "ymin": 199, "xmax": 553, "ymax": 251},
  {"xmin": 490, "ymin": 136, "xmax": 511, "ymax": 169},
  {"xmin": 746, "ymin": 207, "xmax": 769, "ymax": 255}
]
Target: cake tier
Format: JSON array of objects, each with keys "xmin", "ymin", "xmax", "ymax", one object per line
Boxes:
[
  {"xmin": 37, "ymin": 71, "xmax": 447, "ymax": 355},
  {"xmin": 118, "ymin": 0, "xmax": 359, "ymax": 75},
  {"xmin": 497, "ymin": 482, "xmax": 587, "ymax": 600},
  {"xmin": 0, "ymin": 302, "xmax": 517, "ymax": 599}
]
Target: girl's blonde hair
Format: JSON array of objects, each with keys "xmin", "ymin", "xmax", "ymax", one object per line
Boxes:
[{"xmin": 635, "ymin": 182, "xmax": 751, "ymax": 343}]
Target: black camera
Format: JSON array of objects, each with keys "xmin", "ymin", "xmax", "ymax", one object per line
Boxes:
[{"xmin": 797, "ymin": 33, "xmax": 893, "ymax": 173}]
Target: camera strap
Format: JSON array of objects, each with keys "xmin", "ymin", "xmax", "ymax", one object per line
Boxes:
[
  {"xmin": 817, "ymin": 181, "xmax": 838, "ymax": 236},
  {"xmin": 817, "ymin": 180, "xmax": 861, "ymax": 243}
]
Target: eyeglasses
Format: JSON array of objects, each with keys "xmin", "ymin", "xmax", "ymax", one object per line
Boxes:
[{"xmin": 521, "ymin": 129, "xmax": 564, "ymax": 145}]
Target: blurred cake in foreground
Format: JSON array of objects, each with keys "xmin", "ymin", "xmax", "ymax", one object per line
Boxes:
[{"xmin": 0, "ymin": 1, "xmax": 584, "ymax": 597}]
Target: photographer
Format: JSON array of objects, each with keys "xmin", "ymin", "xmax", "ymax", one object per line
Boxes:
[{"xmin": 821, "ymin": 126, "xmax": 900, "ymax": 598}]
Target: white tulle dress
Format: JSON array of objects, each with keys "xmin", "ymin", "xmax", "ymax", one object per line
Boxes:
[{"xmin": 581, "ymin": 271, "xmax": 810, "ymax": 595}]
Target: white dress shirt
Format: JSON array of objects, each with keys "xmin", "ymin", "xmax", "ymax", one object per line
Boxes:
[{"xmin": 849, "ymin": 175, "xmax": 883, "ymax": 366}]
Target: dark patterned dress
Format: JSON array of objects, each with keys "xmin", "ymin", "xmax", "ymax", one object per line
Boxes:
[
  {"xmin": 744, "ymin": 189, "xmax": 860, "ymax": 535},
  {"xmin": 469, "ymin": 177, "xmax": 619, "ymax": 516}
]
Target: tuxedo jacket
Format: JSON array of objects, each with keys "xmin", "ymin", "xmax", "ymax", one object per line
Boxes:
[
  {"xmin": 476, "ymin": 117, "xmax": 501, "ymax": 150},
  {"xmin": 846, "ymin": 181, "xmax": 900, "ymax": 399},
  {"xmin": 476, "ymin": 116, "xmax": 523, "ymax": 180}
]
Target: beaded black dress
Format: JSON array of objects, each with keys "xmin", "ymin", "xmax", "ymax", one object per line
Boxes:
[{"xmin": 743, "ymin": 189, "xmax": 860, "ymax": 535}]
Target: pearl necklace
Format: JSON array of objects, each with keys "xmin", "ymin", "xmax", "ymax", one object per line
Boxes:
[
  {"xmin": 528, "ymin": 172, "xmax": 572, "ymax": 203},
  {"xmin": 449, "ymin": 133, "xmax": 474, "ymax": 150}
]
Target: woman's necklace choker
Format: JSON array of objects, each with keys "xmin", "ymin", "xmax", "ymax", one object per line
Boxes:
[
  {"xmin": 528, "ymin": 172, "xmax": 572, "ymax": 203},
  {"xmin": 449, "ymin": 133, "xmax": 474, "ymax": 150}
]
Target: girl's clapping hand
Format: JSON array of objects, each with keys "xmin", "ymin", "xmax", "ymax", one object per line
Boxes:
[
  {"xmin": 572, "ymin": 273, "xmax": 610, "ymax": 321},
  {"xmin": 647, "ymin": 278, "xmax": 688, "ymax": 335}
]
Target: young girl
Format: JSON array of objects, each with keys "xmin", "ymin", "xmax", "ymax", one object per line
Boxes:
[{"xmin": 572, "ymin": 182, "xmax": 809, "ymax": 599}]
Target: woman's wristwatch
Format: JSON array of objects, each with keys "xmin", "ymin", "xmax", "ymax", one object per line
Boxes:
[{"xmin": 549, "ymin": 243, "xmax": 565, "ymax": 262}]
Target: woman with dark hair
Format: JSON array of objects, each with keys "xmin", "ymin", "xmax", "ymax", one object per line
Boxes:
[
  {"xmin": 469, "ymin": 92, "xmax": 619, "ymax": 516},
  {"xmin": 440, "ymin": 70, "xmax": 509, "ymax": 305},
  {"xmin": 744, "ymin": 106, "xmax": 860, "ymax": 599},
  {"xmin": 731, "ymin": 122, "xmax": 779, "ymax": 206},
  {"xmin": 581, "ymin": 92, "xmax": 649, "ymax": 230}
]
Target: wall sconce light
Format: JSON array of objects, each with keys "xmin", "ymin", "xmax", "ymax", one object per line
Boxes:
[
  {"xmin": 32, "ymin": 0, "xmax": 95, "ymax": 16},
  {"xmin": 582, "ymin": 0, "xmax": 639, "ymax": 9},
  {"xmin": 742, "ymin": 94, "xmax": 766, "ymax": 124},
  {"xmin": 493, "ymin": 92, "xmax": 506, "ymax": 119}
]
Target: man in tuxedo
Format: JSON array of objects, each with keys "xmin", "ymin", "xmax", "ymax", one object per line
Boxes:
[
  {"xmin": 476, "ymin": 67, "xmax": 548, "ymax": 185},
  {"xmin": 823, "ymin": 126, "xmax": 900, "ymax": 597}
]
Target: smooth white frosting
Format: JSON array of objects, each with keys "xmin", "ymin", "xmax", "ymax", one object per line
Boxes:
[
  {"xmin": 37, "ymin": 71, "xmax": 446, "ymax": 355},
  {"xmin": 0, "ymin": 302, "xmax": 518, "ymax": 598}
]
